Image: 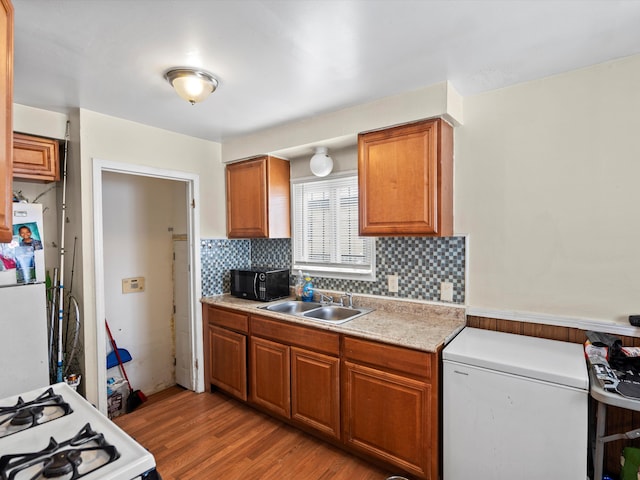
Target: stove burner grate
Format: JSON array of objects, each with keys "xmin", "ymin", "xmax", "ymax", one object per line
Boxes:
[
  {"xmin": 0, "ymin": 388, "xmax": 72, "ymax": 438},
  {"xmin": 0, "ymin": 423, "xmax": 120, "ymax": 479}
]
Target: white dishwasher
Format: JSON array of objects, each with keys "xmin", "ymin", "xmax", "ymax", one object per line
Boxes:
[{"xmin": 443, "ymin": 327, "xmax": 589, "ymax": 480}]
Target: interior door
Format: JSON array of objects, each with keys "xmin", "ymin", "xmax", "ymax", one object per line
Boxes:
[{"xmin": 173, "ymin": 237, "xmax": 192, "ymax": 389}]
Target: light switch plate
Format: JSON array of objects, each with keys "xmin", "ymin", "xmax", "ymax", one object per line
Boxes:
[{"xmin": 122, "ymin": 277, "xmax": 145, "ymax": 294}]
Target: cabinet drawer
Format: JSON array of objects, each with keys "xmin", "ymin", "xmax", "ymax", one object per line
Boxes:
[
  {"xmin": 251, "ymin": 315, "xmax": 340, "ymax": 356},
  {"xmin": 206, "ymin": 305, "xmax": 249, "ymax": 334},
  {"xmin": 343, "ymin": 336, "xmax": 431, "ymax": 380}
]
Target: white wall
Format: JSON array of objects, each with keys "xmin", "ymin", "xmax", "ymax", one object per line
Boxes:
[
  {"xmin": 456, "ymin": 54, "xmax": 640, "ymax": 326},
  {"xmin": 76, "ymin": 109, "xmax": 222, "ymax": 406},
  {"xmin": 102, "ymin": 172, "xmax": 186, "ymax": 396}
]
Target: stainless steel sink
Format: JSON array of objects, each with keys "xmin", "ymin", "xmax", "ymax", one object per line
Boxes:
[
  {"xmin": 259, "ymin": 300, "xmax": 373, "ymax": 324},
  {"xmin": 302, "ymin": 305, "xmax": 372, "ymax": 323},
  {"xmin": 262, "ymin": 300, "xmax": 321, "ymax": 314}
]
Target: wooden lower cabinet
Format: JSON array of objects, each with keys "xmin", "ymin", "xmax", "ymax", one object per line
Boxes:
[
  {"xmin": 249, "ymin": 336, "xmax": 291, "ymax": 417},
  {"xmin": 343, "ymin": 361, "xmax": 430, "ymax": 478},
  {"xmin": 343, "ymin": 336, "xmax": 437, "ymax": 480},
  {"xmin": 203, "ymin": 305, "xmax": 249, "ymax": 401},
  {"xmin": 207, "ymin": 325, "xmax": 247, "ymax": 401},
  {"xmin": 291, "ymin": 347, "xmax": 340, "ymax": 439},
  {"xmin": 249, "ymin": 315, "xmax": 341, "ymax": 440},
  {"xmin": 249, "ymin": 338, "xmax": 341, "ymax": 440},
  {"xmin": 203, "ymin": 304, "xmax": 439, "ymax": 479}
]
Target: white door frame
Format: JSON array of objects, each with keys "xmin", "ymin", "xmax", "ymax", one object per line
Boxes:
[{"xmin": 92, "ymin": 158, "xmax": 203, "ymax": 415}]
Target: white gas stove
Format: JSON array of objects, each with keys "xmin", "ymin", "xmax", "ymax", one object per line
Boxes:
[{"xmin": 0, "ymin": 382, "xmax": 159, "ymax": 480}]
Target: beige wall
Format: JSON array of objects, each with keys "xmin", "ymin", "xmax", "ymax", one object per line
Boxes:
[
  {"xmin": 456, "ymin": 54, "xmax": 640, "ymax": 325},
  {"xmin": 227, "ymin": 54, "xmax": 640, "ymax": 329}
]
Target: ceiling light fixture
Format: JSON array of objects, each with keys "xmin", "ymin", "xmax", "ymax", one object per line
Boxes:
[
  {"xmin": 310, "ymin": 147, "xmax": 334, "ymax": 177},
  {"xmin": 164, "ymin": 68, "xmax": 218, "ymax": 105}
]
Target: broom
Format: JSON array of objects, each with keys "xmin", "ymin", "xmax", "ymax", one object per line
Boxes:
[{"xmin": 105, "ymin": 319, "xmax": 147, "ymax": 412}]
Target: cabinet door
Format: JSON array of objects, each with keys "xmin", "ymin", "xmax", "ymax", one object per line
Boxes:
[
  {"xmin": 207, "ymin": 325, "xmax": 247, "ymax": 401},
  {"xmin": 226, "ymin": 157, "xmax": 269, "ymax": 238},
  {"xmin": 13, "ymin": 133, "xmax": 59, "ymax": 181},
  {"xmin": 0, "ymin": 0, "xmax": 13, "ymax": 243},
  {"xmin": 358, "ymin": 118, "xmax": 453, "ymax": 237},
  {"xmin": 343, "ymin": 361, "xmax": 431, "ymax": 479},
  {"xmin": 250, "ymin": 336, "xmax": 290, "ymax": 418},
  {"xmin": 291, "ymin": 347, "xmax": 340, "ymax": 439}
]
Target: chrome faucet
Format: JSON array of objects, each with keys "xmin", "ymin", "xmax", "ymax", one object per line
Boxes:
[
  {"xmin": 319, "ymin": 293, "xmax": 333, "ymax": 305},
  {"xmin": 340, "ymin": 292, "xmax": 354, "ymax": 308}
]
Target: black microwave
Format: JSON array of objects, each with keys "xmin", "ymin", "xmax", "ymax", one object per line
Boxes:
[{"xmin": 230, "ymin": 268, "xmax": 290, "ymax": 302}]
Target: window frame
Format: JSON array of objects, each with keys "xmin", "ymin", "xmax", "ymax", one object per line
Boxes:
[{"xmin": 291, "ymin": 171, "xmax": 376, "ymax": 281}]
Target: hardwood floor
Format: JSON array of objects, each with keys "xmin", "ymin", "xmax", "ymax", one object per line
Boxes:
[{"xmin": 114, "ymin": 386, "xmax": 394, "ymax": 480}]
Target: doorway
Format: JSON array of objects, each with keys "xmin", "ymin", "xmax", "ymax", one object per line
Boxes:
[{"xmin": 93, "ymin": 159, "xmax": 203, "ymax": 415}]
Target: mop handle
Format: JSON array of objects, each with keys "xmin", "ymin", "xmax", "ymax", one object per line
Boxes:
[{"xmin": 105, "ymin": 320, "xmax": 133, "ymax": 392}]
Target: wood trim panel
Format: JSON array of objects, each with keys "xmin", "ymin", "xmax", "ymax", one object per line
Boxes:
[
  {"xmin": 343, "ymin": 336, "xmax": 431, "ymax": 380},
  {"xmin": 251, "ymin": 315, "xmax": 340, "ymax": 356},
  {"xmin": 206, "ymin": 304, "xmax": 249, "ymax": 334}
]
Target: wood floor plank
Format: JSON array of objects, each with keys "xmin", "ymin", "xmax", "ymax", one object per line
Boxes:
[{"xmin": 114, "ymin": 387, "xmax": 394, "ymax": 480}]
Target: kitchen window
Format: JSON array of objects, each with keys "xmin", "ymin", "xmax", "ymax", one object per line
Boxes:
[{"xmin": 292, "ymin": 173, "xmax": 375, "ymax": 280}]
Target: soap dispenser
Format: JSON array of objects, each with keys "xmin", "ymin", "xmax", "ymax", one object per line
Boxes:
[{"xmin": 301, "ymin": 274, "xmax": 314, "ymax": 302}]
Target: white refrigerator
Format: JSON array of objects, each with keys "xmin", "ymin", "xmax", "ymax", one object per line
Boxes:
[
  {"xmin": 0, "ymin": 203, "xmax": 49, "ymax": 397},
  {"xmin": 443, "ymin": 327, "xmax": 589, "ymax": 480}
]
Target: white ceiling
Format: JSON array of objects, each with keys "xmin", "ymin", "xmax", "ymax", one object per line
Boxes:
[{"xmin": 12, "ymin": 0, "xmax": 640, "ymax": 143}]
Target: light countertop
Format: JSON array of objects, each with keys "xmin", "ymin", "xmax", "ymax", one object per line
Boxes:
[{"xmin": 201, "ymin": 293, "xmax": 466, "ymax": 353}]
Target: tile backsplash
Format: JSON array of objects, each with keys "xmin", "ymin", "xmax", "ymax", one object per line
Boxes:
[{"xmin": 201, "ymin": 236, "xmax": 466, "ymax": 304}]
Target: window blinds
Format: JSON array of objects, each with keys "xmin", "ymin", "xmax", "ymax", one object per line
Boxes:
[{"xmin": 292, "ymin": 175, "xmax": 374, "ymax": 277}]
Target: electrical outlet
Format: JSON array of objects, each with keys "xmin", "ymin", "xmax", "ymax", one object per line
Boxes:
[
  {"xmin": 387, "ymin": 274, "xmax": 399, "ymax": 293},
  {"xmin": 122, "ymin": 277, "xmax": 145, "ymax": 294},
  {"xmin": 440, "ymin": 282, "xmax": 453, "ymax": 302}
]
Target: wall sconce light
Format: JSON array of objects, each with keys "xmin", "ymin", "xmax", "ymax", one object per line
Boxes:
[
  {"xmin": 164, "ymin": 68, "xmax": 218, "ymax": 105},
  {"xmin": 310, "ymin": 147, "xmax": 333, "ymax": 177}
]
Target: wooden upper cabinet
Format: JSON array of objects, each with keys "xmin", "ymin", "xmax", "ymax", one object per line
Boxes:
[
  {"xmin": 358, "ymin": 118, "xmax": 453, "ymax": 237},
  {"xmin": 13, "ymin": 133, "xmax": 60, "ymax": 182},
  {"xmin": 226, "ymin": 155, "xmax": 290, "ymax": 238},
  {"xmin": 0, "ymin": 0, "xmax": 13, "ymax": 243}
]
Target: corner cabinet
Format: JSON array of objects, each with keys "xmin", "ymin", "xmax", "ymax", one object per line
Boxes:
[
  {"xmin": 226, "ymin": 155, "xmax": 290, "ymax": 238},
  {"xmin": 13, "ymin": 133, "xmax": 60, "ymax": 182},
  {"xmin": 358, "ymin": 117, "xmax": 453, "ymax": 237},
  {"xmin": 203, "ymin": 305, "xmax": 248, "ymax": 401},
  {"xmin": 0, "ymin": 0, "xmax": 13, "ymax": 243},
  {"xmin": 343, "ymin": 336, "xmax": 439, "ymax": 480}
]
